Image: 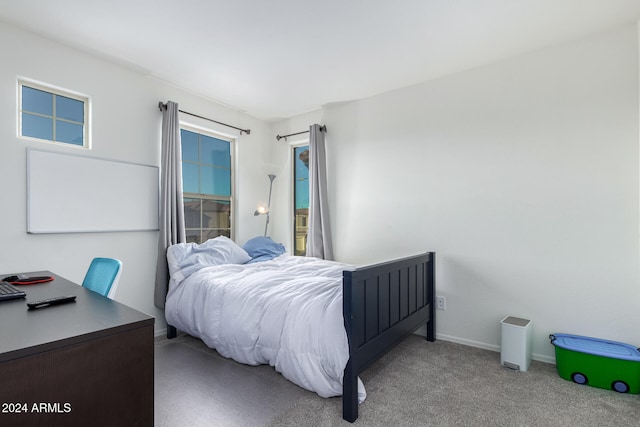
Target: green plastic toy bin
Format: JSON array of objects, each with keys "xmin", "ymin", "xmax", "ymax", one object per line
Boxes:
[{"xmin": 549, "ymin": 333, "xmax": 640, "ymax": 394}]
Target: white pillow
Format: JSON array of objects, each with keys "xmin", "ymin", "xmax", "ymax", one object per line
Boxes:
[{"xmin": 167, "ymin": 236, "xmax": 251, "ymax": 283}]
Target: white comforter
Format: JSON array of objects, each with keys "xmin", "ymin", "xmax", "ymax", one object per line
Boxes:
[{"xmin": 165, "ymin": 254, "xmax": 365, "ymax": 400}]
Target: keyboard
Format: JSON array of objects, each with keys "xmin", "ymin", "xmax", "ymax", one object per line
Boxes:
[{"xmin": 0, "ymin": 281, "xmax": 26, "ymax": 301}]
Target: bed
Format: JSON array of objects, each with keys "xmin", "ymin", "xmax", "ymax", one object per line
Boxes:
[{"xmin": 164, "ymin": 236, "xmax": 435, "ymax": 423}]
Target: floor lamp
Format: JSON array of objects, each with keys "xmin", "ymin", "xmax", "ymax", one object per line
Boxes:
[{"xmin": 254, "ymin": 174, "xmax": 276, "ymax": 236}]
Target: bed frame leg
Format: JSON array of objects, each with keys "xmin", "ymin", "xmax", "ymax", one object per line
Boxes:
[
  {"xmin": 426, "ymin": 318, "xmax": 435, "ymax": 342},
  {"xmin": 342, "ymin": 360, "xmax": 358, "ymax": 422},
  {"xmin": 167, "ymin": 324, "xmax": 177, "ymax": 339},
  {"xmin": 426, "ymin": 252, "xmax": 436, "ymax": 342}
]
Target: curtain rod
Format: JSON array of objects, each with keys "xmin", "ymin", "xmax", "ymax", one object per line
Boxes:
[
  {"xmin": 276, "ymin": 125, "xmax": 326, "ymax": 141},
  {"xmin": 158, "ymin": 102, "xmax": 251, "ymax": 135}
]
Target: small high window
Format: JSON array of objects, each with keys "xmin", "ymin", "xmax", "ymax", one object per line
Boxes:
[{"xmin": 19, "ymin": 80, "xmax": 89, "ymax": 148}]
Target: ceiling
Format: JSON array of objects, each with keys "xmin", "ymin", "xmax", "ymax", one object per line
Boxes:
[{"xmin": 1, "ymin": 1, "xmax": 639, "ymax": 122}]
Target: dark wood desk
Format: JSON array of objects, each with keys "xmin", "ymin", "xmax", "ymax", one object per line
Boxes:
[{"xmin": 0, "ymin": 271, "xmax": 154, "ymax": 427}]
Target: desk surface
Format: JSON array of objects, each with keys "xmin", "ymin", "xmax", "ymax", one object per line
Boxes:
[{"xmin": 0, "ymin": 271, "xmax": 154, "ymax": 363}]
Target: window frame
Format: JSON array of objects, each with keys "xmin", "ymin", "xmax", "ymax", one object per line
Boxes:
[
  {"xmin": 180, "ymin": 124, "xmax": 236, "ymax": 243},
  {"xmin": 17, "ymin": 78, "xmax": 90, "ymax": 149}
]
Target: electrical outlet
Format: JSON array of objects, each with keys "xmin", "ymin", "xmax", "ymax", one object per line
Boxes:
[{"xmin": 436, "ymin": 296, "xmax": 446, "ymax": 310}]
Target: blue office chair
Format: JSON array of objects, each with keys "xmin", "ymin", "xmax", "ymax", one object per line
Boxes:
[{"xmin": 82, "ymin": 258, "xmax": 122, "ymax": 298}]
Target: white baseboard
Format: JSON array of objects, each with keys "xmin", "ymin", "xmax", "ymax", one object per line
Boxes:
[
  {"xmin": 155, "ymin": 327, "xmax": 556, "ymax": 364},
  {"xmin": 434, "ymin": 333, "xmax": 556, "ymax": 365},
  {"xmin": 436, "ymin": 332, "xmax": 500, "ymax": 352}
]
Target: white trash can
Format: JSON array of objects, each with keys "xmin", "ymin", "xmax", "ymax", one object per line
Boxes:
[{"xmin": 500, "ymin": 316, "xmax": 532, "ymax": 372}]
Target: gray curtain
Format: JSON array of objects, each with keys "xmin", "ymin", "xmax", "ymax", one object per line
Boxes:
[
  {"xmin": 306, "ymin": 124, "xmax": 333, "ymax": 260},
  {"xmin": 154, "ymin": 101, "xmax": 186, "ymax": 308}
]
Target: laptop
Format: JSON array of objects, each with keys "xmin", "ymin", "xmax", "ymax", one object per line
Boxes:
[{"xmin": 0, "ymin": 281, "xmax": 27, "ymax": 301}]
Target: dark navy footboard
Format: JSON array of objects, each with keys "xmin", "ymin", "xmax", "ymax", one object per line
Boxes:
[{"xmin": 342, "ymin": 252, "xmax": 436, "ymax": 422}]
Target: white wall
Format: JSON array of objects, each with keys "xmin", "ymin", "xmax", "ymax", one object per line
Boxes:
[
  {"xmin": 3, "ymin": 19, "xmax": 638, "ymax": 360},
  {"xmin": 0, "ymin": 22, "xmax": 268, "ymax": 333},
  {"xmin": 272, "ymin": 24, "xmax": 640, "ymax": 362}
]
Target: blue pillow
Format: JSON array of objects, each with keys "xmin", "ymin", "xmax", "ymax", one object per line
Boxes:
[{"xmin": 242, "ymin": 236, "xmax": 285, "ymax": 263}]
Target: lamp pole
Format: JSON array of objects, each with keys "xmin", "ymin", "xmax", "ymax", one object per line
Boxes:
[{"xmin": 264, "ymin": 174, "xmax": 276, "ymax": 236}]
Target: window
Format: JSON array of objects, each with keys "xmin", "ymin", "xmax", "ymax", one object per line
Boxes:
[
  {"xmin": 19, "ymin": 80, "xmax": 88, "ymax": 147},
  {"xmin": 293, "ymin": 145, "xmax": 310, "ymax": 255},
  {"xmin": 181, "ymin": 127, "xmax": 233, "ymax": 243}
]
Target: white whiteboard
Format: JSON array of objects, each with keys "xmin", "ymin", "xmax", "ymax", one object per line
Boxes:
[{"xmin": 27, "ymin": 149, "xmax": 159, "ymax": 233}]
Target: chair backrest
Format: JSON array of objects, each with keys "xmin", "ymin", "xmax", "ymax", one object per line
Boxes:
[{"xmin": 82, "ymin": 258, "xmax": 122, "ymax": 298}]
